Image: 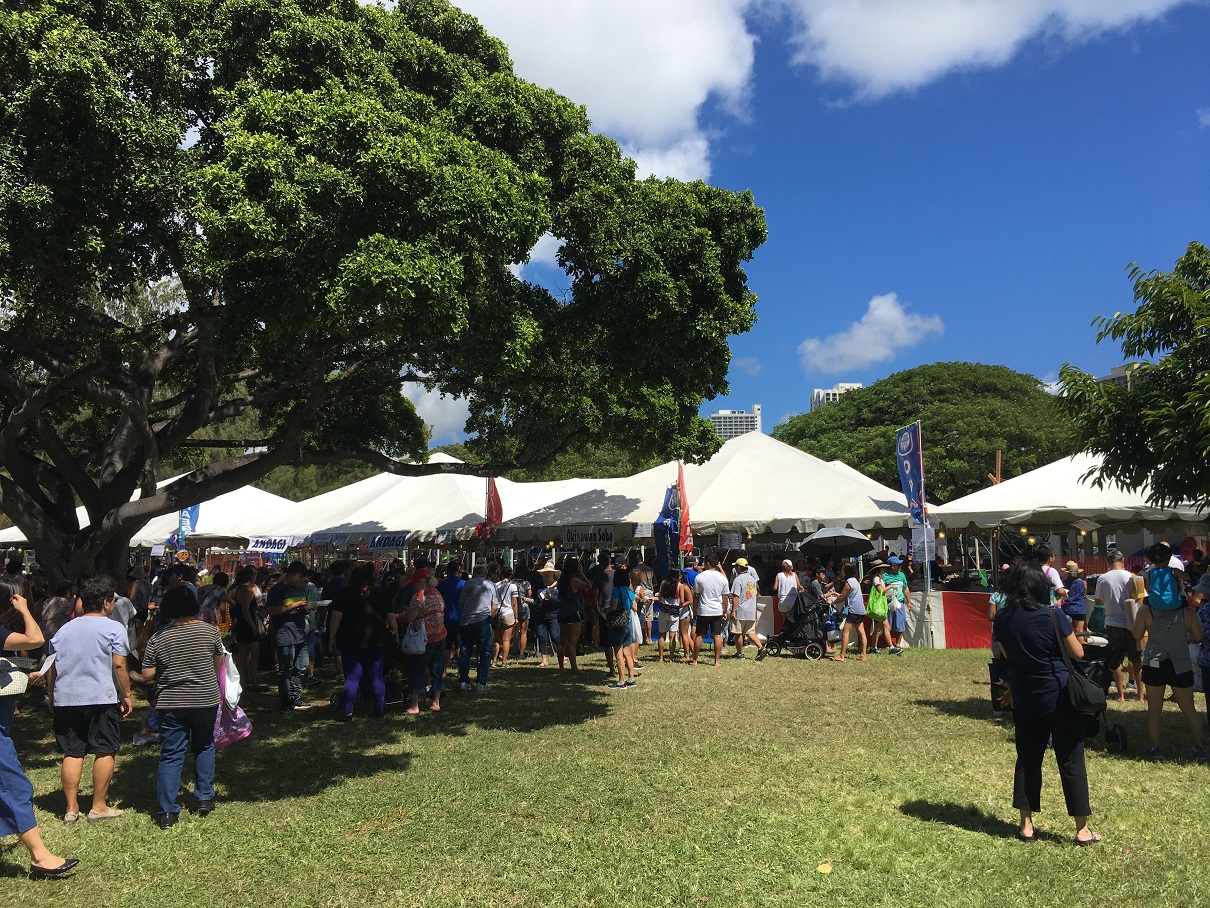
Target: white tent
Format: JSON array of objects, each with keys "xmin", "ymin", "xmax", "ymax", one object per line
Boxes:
[
  {"xmin": 0, "ymin": 478, "xmax": 294, "ymax": 548},
  {"xmin": 499, "ymin": 432, "xmax": 913, "ymax": 544},
  {"xmin": 243, "ymin": 453, "xmax": 596, "ymax": 544},
  {"xmin": 932, "ymin": 452, "xmax": 1207, "ymax": 530}
]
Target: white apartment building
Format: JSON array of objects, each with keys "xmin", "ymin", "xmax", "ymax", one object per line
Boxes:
[
  {"xmin": 810, "ymin": 382, "xmax": 862, "ymax": 411},
  {"xmin": 709, "ymin": 405, "xmax": 762, "ymax": 439}
]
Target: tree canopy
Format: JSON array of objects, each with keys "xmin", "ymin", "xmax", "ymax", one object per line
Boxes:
[
  {"xmin": 1058, "ymin": 241, "xmax": 1210, "ymax": 509},
  {"xmin": 0, "ymin": 0, "xmax": 766, "ymax": 580},
  {"xmin": 771, "ymin": 362, "xmax": 1079, "ymax": 502}
]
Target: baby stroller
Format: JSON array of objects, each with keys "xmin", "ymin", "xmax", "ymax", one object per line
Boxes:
[
  {"xmin": 1078, "ymin": 633, "xmax": 1127, "ymax": 752},
  {"xmin": 756, "ymin": 590, "xmax": 830, "ymax": 661}
]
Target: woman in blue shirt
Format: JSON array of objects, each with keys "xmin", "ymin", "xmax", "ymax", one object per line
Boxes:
[
  {"xmin": 1063, "ymin": 561, "xmax": 1087, "ymax": 635},
  {"xmin": 993, "ymin": 563, "xmax": 1099, "ymax": 845}
]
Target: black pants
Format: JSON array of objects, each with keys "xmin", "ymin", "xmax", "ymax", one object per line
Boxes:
[{"xmin": 1012, "ymin": 707, "xmax": 1091, "ymax": 817}]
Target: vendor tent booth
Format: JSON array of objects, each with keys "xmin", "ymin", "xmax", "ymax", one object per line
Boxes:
[
  {"xmin": 244, "ymin": 452, "xmax": 595, "ymax": 544},
  {"xmin": 499, "ymin": 432, "xmax": 914, "ymax": 545},
  {"xmin": 0, "ymin": 478, "xmax": 295, "ymax": 549},
  {"xmin": 932, "ymin": 453, "xmax": 1206, "ymax": 530}
]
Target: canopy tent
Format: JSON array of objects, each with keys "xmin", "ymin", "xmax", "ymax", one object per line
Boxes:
[
  {"xmin": 932, "ymin": 452, "xmax": 1207, "ymax": 530},
  {"xmin": 0, "ymin": 478, "xmax": 295, "ymax": 549},
  {"xmin": 243, "ymin": 453, "xmax": 595, "ymax": 544},
  {"xmin": 498, "ymin": 432, "xmax": 913, "ymax": 545}
]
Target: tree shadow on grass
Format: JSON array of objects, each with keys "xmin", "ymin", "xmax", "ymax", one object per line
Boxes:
[
  {"xmin": 407, "ymin": 661, "xmax": 611, "ymax": 739},
  {"xmin": 899, "ymin": 799, "xmax": 1064, "ymax": 843},
  {"xmin": 914, "ymin": 696, "xmax": 998, "ymax": 722},
  {"xmin": 31, "ymin": 709, "xmax": 412, "ymax": 818}
]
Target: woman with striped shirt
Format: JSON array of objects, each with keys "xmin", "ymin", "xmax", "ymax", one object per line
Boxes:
[{"xmin": 142, "ymin": 588, "xmax": 225, "ymax": 829}]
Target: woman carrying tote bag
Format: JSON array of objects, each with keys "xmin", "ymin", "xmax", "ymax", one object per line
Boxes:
[{"xmin": 993, "ymin": 562, "xmax": 1100, "ymax": 845}]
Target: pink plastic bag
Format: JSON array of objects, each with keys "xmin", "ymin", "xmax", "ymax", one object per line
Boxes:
[{"xmin": 214, "ymin": 659, "xmax": 252, "ymax": 749}]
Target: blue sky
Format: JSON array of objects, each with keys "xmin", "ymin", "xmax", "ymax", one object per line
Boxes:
[{"xmin": 418, "ymin": 0, "xmax": 1210, "ymax": 440}]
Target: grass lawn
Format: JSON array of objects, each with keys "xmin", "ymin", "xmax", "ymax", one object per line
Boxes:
[{"xmin": 1, "ymin": 645, "xmax": 1206, "ymax": 907}]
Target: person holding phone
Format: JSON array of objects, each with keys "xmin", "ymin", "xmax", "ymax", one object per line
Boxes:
[
  {"xmin": 0, "ymin": 577, "xmax": 79, "ymax": 877},
  {"xmin": 0, "ymin": 579, "xmax": 44, "ymax": 733}
]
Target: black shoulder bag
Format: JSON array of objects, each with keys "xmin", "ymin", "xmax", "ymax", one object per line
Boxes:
[{"xmin": 1050, "ymin": 608, "xmax": 1106, "ymax": 716}]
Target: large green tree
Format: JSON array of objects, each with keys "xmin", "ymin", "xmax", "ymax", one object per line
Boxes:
[
  {"xmin": 1058, "ymin": 241, "xmax": 1210, "ymax": 509},
  {"xmin": 0, "ymin": 0, "xmax": 766, "ymax": 582},
  {"xmin": 772, "ymin": 362, "xmax": 1079, "ymax": 502}
]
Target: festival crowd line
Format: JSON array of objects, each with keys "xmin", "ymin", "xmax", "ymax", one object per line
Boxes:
[{"xmin": 3, "ymin": 540, "xmax": 1209, "ymax": 874}]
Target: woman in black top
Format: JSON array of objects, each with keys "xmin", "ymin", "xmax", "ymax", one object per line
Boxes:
[
  {"xmin": 993, "ymin": 562, "xmax": 1099, "ymax": 845},
  {"xmin": 556, "ymin": 557, "xmax": 592, "ymax": 673},
  {"xmin": 327, "ymin": 566, "xmax": 389, "ymax": 721}
]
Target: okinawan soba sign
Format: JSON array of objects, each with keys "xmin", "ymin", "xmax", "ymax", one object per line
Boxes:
[{"xmin": 563, "ymin": 525, "xmax": 616, "ymax": 547}]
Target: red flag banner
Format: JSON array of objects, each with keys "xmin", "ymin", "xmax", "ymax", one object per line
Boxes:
[
  {"xmin": 677, "ymin": 462, "xmax": 694, "ymax": 552},
  {"xmin": 475, "ymin": 477, "xmax": 503, "ymax": 540}
]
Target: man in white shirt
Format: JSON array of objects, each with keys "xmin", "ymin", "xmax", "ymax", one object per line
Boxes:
[
  {"xmin": 728, "ymin": 560, "xmax": 761, "ymax": 658},
  {"xmin": 692, "ymin": 554, "xmax": 731, "ymax": 667},
  {"xmin": 1093, "ymin": 550, "xmax": 1143, "ymax": 701},
  {"xmin": 1036, "ymin": 545, "xmax": 1067, "ymax": 602}
]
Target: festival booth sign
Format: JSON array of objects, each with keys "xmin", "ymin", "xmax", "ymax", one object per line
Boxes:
[{"xmin": 500, "ymin": 432, "xmax": 915, "ymax": 545}]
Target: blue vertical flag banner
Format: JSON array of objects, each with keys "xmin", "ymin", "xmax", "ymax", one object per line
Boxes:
[
  {"xmin": 170, "ymin": 504, "xmax": 201, "ymax": 548},
  {"xmin": 653, "ymin": 483, "xmax": 678, "ymax": 578},
  {"xmin": 895, "ymin": 422, "xmax": 926, "ymax": 524}
]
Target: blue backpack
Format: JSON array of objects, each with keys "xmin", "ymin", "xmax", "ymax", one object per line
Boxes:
[{"xmin": 1148, "ymin": 566, "xmax": 1182, "ymax": 611}]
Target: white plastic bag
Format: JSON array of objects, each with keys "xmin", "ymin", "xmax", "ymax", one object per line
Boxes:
[{"xmin": 222, "ymin": 649, "xmax": 242, "ymax": 708}]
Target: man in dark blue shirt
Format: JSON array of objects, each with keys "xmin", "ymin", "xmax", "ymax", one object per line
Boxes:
[
  {"xmin": 266, "ymin": 561, "xmax": 313, "ymax": 711},
  {"xmin": 437, "ymin": 560, "xmax": 466, "ymax": 654}
]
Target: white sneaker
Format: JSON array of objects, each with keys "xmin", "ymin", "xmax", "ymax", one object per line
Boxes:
[
  {"xmin": 476, "ymin": 683, "xmax": 488, "ymax": 692},
  {"xmin": 459, "ymin": 682, "xmax": 472, "ymax": 691}
]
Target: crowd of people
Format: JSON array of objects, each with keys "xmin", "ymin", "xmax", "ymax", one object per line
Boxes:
[{"xmin": 4, "ymin": 535, "xmax": 1209, "ymax": 874}]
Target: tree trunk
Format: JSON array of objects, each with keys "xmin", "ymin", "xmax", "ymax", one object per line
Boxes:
[{"xmin": 26, "ymin": 525, "xmax": 135, "ymax": 589}]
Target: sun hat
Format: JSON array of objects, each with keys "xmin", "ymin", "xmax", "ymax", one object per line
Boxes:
[
  {"xmin": 870, "ymin": 559, "xmax": 888, "ymax": 570},
  {"xmin": 536, "ymin": 561, "xmax": 561, "ymax": 578},
  {"xmin": 1064, "ymin": 561, "xmax": 1083, "ymax": 575}
]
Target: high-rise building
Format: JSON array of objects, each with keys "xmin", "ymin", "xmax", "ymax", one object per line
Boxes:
[
  {"xmin": 810, "ymin": 382, "xmax": 862, "ymax": 411},
  {"xmin": 1095, "ymin": 364, "xmax": 1141, "ymax": 389},
  {"xmin": 709, "ymin": 405, "xmax": 761, "ymax": 439}
]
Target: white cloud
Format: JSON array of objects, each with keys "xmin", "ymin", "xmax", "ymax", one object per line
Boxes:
[
  {"xmin": 779, "ymin": 0, "xmax": 1190, "ymax": 100},
  {"xmin": 404, "ymin": 383, "xmax": 471, "ymax": 444},
  {"xmin": 454, "ymin": 0, "xmax": 757, "ymax": 179},
  {"xmin": 734, "ymin": 356, "xmax": 766, "ymax": 376},
  {"xmin": 1040, "ymin": 371, "xmax": 1063, "ymax": 394},
  {"xmin": 797, "ymin": 292, "xmax": 944, "ymax": 374},
  {"xmin": 1198, "ymin": 107, "xmax": 1210, "ymax": 127},
  {"xmin": 510, "ymin": 232, "xmax": 563, "ymax": 278}
]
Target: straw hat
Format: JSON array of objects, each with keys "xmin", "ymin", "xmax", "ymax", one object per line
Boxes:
[
  {"xmin": 536, "ymin": 561, "xmax": 561, "ymax": 579},
  {"xmin": 1064, "ymin": 561, "xmax": 1083, "ymax": 575}
]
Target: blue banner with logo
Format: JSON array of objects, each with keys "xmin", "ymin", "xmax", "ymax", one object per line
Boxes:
[
  {"xmin": 895, "ymin": 422, "xmax": 926, "ymax": 524},
  {"xmin": 653, "ymin": 483, "xmax": 678, "ymax": 577}
]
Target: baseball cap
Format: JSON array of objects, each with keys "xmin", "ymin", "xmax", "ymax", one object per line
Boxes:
[
  {"xmin": 1195, "ymin": 574, "xmax": 1210, "ymax": 597},
  {"xmin": 735, "ymin": 557, "xmax": 748, "ymax": 567},
  {"xmin": 888, "ymin": 555, "xmax": 902, "ymax": 565}
]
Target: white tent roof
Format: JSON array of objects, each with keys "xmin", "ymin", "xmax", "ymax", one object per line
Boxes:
[
  {"xmin": 0, "ymin": 477, "xmax": 294, "ymax": 548},
  {"xmin": 932, "ymin": 453, "xmax": 1207, "ymax": 530},
  {"xmin": 499, "ymin": 432, "xmax": 912, "ymax": 543},
  {"xmin": 244, "ymin": 453, "xmax": 596, "ymax": 543}
]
